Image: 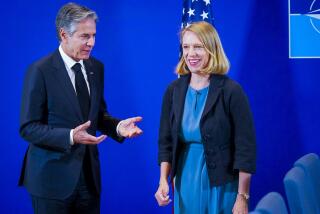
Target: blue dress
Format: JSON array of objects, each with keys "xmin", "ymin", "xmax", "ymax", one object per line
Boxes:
[{"xmin": 174, "ymin": 85, "xmax": 238, "ymax": 214}]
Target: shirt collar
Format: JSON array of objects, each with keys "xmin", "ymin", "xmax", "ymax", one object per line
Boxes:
[{"xmin": 59, "ymin": 45, "xmax": 84, "ymax": 69}]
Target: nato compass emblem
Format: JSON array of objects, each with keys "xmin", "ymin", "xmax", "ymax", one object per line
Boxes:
[{"xmin": 289, "ymin": 0, "xmax": 320, "ymax": 58}]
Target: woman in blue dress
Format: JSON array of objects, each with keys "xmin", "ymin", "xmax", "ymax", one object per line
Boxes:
[{"xmin": 155, "ymin": 21, "xmax": 256, "ymax": 214}]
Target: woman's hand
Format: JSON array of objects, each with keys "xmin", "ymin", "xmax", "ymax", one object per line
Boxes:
[
  {"xmin": 154, "ymin": 179, "xmax": 172, "ymax": 206},
  {"xmin": 232, "ymin": 194, "xmax": 248, "ymax": 214}
]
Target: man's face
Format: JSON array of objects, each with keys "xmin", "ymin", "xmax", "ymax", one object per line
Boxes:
[{"xmin": 61, "ymin": 18, "xmax": 96, "ymax": 61}]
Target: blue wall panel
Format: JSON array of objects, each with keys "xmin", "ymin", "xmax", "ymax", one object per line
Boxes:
[{"xmin": 1, "ymin": 0, "xmax": 319, "ymax": 213}]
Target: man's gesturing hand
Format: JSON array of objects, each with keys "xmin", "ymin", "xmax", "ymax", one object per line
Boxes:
[
  {"xmin": 73, "ymin": 121, "xmax": 107, "ymax": 144},
  {"xmin": 118, "ymin": 116, "xmax": 143, "ymax": 138}
]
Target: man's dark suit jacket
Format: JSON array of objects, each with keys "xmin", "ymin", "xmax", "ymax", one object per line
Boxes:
[
  {"xmin": 158, "ymin": 74, "xmax": 256, "ymax": 186},
  {"xmin": 19, "ymin": 49, "xmax": 123, "ymax": 199}
]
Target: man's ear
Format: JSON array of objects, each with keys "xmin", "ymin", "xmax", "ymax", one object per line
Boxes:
[{"xmin": 59, "ymin": 28, "xmax": 68, "ymax": 42}]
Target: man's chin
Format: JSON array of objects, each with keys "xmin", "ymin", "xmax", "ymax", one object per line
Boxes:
[{"xmin": 80, "ymin": 54, "xmax": 90, "ymax": 60}]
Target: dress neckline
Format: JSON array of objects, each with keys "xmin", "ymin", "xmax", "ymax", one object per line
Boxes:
[{"xmin": 188, "ymin": 85, "xmax": 209, "ymax": 94}]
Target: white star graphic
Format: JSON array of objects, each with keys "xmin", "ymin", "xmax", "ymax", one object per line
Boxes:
[
  {"xmin": 203, "ymin": 0, "xmax": 210, "ymax": 5},
  {"xmin": 187, "ymin": 8, "xmax": 195, "ymax": 17},
  {"xmin": 200, "ymin": 11, "xmax": 208, "ymax": 20},
  {"xmin": 183, "ymin": 8, "xmax": 185, "ymax": 15}
]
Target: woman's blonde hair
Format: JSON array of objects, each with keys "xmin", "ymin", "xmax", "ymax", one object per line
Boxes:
[{"xmin": 176, "ymin": 21, "xmax": 230, "ymax": 75}]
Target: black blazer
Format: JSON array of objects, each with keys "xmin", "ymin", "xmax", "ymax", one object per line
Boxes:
[
  {"xmin": 158, "ymin": 74, "xmax": 256, "ymax": 186},
  {"xmin": 19, "ymin": 49, "xmax": 123, "ymax": 199}
]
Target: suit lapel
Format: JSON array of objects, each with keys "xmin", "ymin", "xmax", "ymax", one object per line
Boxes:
[
  {"xmin": 51, "ymin": 50, "xmax": 83, "ymax": 121},
  {"xmin": 201, "ymin": 74, "xmax": 225, "ymax": 120},
  {"xmin": 172, "ymin": 75, "xmax": 190, "ymax": 129}
]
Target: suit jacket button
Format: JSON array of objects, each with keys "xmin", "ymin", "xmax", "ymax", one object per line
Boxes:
[
  {"xmin": 208, "ymin": 163, "xmax": 216, "ymax": 169},
  {"xmin": 77, "ymin": 152, "xmax": 84, "ymax": 158},
  {"xmin": 219, "ymin": 144, "xmax": 230, "ymax": 150},
  {"xmin": 203, "ymin": 134, "xmax": 211, "ymax": 142},
  {"xmin": 206, "ymin": 149, "xmax": 215, "ymax": 155}
]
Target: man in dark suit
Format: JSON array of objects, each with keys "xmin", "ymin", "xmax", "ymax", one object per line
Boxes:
[{"xmin": 19, "ymin": 3, "xmax": 142, "ymax": 213}]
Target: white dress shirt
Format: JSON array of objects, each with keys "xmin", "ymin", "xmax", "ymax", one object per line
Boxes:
[
  {"xmin": 59, "ymin": 46, "xmax": 90, "ymax": 145},
  {"xmin": 58, "ymin": 46, "xmax": 123, "ymax": 145},
  {"xmin": 58, "ymin": 45, "xmax": 90, "ymax": 95}
]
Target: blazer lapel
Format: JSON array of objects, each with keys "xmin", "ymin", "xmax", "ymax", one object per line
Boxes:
[
  {"xmin": 51, "ymin": 50, "xmax": 83, "ymax": 121},
  {"xmin": 201, "ymin": 74, "xmax": 225, "ymax": 120},
  {"xmin": 83, "ymin": 60, "xmax": 98, "ymax": 120},
  {"xmin": 172, "ymin": 75, "xmax": 190, "ymax": 129}
]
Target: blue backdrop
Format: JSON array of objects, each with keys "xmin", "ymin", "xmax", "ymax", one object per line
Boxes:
[{"xmin": 2, "ymin": 0, "xmax": 320, "ymax": 213}]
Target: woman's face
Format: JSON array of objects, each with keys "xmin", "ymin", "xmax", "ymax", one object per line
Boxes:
[{"xmin": 182, "ymin": 31, "xmax": 209, "ymax": 74}]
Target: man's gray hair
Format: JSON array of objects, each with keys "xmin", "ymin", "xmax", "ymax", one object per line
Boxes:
[{"xmin": 55, "ymin": 2, "xmax": 98, "ymax": 41}]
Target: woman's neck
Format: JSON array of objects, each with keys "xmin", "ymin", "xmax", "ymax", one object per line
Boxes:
[{"xmin": 190, "ymin": 73, "xmax": 210, "ymax": 90}]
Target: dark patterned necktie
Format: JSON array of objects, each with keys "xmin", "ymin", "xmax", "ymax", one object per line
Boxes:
[{"xmin": 72, "ymin": 63, "xmax": 90, "ymax": 121}]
